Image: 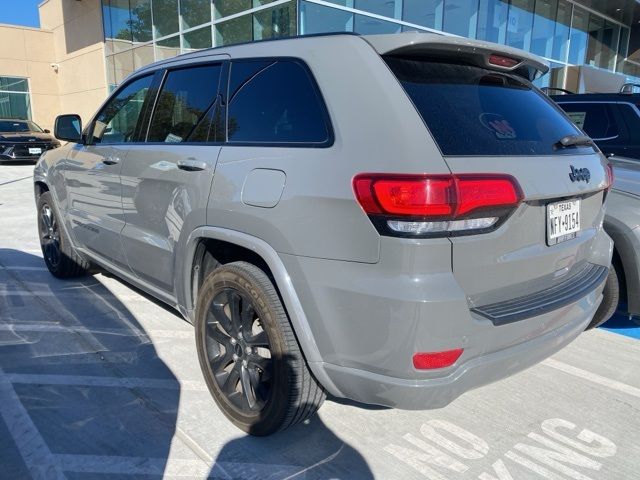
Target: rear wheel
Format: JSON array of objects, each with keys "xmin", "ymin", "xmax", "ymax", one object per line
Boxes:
[
  {"xmin": 195, "ymin": 261, "xmax": 324, "ymax": 436},
  {"xmin": 37, "ymin": 191, "xmax": 89, "ymax": 278},
  {"xmin": 586, "ymin": 262, "xmax": 620, "ymax": 330}
]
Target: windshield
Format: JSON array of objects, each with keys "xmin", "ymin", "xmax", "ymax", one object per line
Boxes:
[
  {"xmin": 0, "ymin": 120, "xmax": 43, "ymax": 133},
  {"xmin": 385, "ymin": 58, "xmax": 593, "ymax": 156}
]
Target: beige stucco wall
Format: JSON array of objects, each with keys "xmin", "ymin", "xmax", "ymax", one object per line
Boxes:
[
  {"xmin": 39, "ymin": 0, "xmax": 108, "ymax": 125},
  {"xmin": 0, "ymin": 23, "xmax": 60, "ymax": 131}
]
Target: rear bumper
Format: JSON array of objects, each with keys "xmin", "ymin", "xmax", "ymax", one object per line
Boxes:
[
  {"xmin": 280, "ymin": 230, "xmax": 612, "ymax": 409},
  {"xmin": 316, "ymin": 292, "xmax": 598, "ymax": 409}
]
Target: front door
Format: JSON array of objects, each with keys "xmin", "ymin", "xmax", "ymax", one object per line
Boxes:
[
  {"xmin": 120, "ymin": 62, "xmax": 225, "ymax": 293},
  {"xmin": 65, "ymin": 74, "xmax": 155, "ymax": 269}
]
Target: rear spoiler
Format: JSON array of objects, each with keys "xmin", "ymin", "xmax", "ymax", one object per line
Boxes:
[{"xmin": 363, "ymin": 32, "xmax": 549, "ymax": 82}]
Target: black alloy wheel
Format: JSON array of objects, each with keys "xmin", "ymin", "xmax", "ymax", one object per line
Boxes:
[{"xmin": 205, "ymin": 287, "xmax": 273, "ymax": 412}]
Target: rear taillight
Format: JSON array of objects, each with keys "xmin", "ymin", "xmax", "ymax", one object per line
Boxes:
[
  {"xmin": 353, "ymin": 173, "xmax": 523, "ymax": 237},
  {"xmin": 605, "ymin": 163, "xmax": 614, "ymax": 192}
]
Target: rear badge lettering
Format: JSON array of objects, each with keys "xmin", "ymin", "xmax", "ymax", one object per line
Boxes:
[{"xmin": 569, "ymin": 165, "xmax": 590, "ymax": 183}]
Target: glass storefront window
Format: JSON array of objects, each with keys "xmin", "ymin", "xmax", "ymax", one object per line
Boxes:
[
  {"xmin": 183, "ymin": 26, "xmax": 213, "ymax": 50},
  {"xmin": 112, "ymin": 49, "xmax": 135, "ymax": 85},
  {"xmin": 215, "ymin": 0, "xmax": 251, "ymax": 19},
  {"xmin": 253, "ymin": 3, "xmax": 296, "ymax": 41},
  {"xmin": 156, "ymin": 35, "xmax": 181, "ymax": 61},
  {"xmin": 153, "ymin": 0, "xmax": 179, "ymax": 38},
  {"xmin": 299, "ymin": 1, "xmax": 352, "ymax": 35},
  {"xmin": 531, "ymin": 0, "xmax": 556, "ymax": 58},
  {"xmin": 506, "ymin": 0, "xmax": 534, "ymax": 51},
  {"xmin": 181, "ymin": 0, "xmax": 212, "ymax": 30},
  {"xmin": 402, "ymin": 0, "xmax": 442, "ymax": 30},
  {"xmin": 568, "ymin": 6, "xmax": 589, "ymax": 65},
  {"xmin": 0, "ymin": 77, "xmax": 32, "ymax": 120},
  {"xmin": 476, "ymin": 0, "xmax": 507, "ymax": 44},
  {"xmin": 354, "ymin": 14, "xmax": 401, "ymax": 34},
  {"xmin": 129, "ymin": 0, "xmax": 152, "ymax": 42},
  {"xmin": 552, "ymin": 0, "xmax": 571, "ymax": 63},
  {"xmin": 103, "ymin": 0, "xmax": 133, "ymax": 42},
  {"xmin": 215, "ymin": 15, "xmax": 252, "ymax": 46},
  {"xmin": 586, "ymin": 17, "xmax": 619, "ymax": 70},
  {"xmin": 354, "ymin": 0, "xmax": 400, "ymax": 20},
  {"xmin": 442, "ymin": 0, "xmax": 478, "ymax": 38},
  {"xmin": 132, "ymin": 44, "xmax": 155, "ymax": 69}
]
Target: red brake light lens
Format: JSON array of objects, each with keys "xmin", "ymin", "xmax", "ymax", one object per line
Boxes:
[
  {"xmin": 413, "ymin": 349, "xmax": 463, "ymax": 369},
  {"xmin": 488, "ymin": 54, "xmax": 520, "ymax": 68},
  {"xmin": 353, "ymin": 174, "xmax": 522, "ymax": 219},
  {"xmin": 605, "ymin": 163, "xmax": 614, "ymax": 192}
]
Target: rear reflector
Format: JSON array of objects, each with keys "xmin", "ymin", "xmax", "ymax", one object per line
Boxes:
[
  {"xmin": 413, "ymin": 349, "xmax": 463, "ymax": 369},
  {"xmin": 353, "ymin": 174, "xmax": 522, "ymax": 219},
  {"xmin": 488, "ymin": 54, "xmax": 520, "ymax": 68}
]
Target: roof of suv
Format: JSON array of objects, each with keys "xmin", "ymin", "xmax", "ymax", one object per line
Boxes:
[{"xmin": 135, "ymin": 31, "xmax": 548, "ymax": 80}]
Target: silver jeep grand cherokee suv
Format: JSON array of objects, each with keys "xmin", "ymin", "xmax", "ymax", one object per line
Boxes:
[{"xmin": 34, "ymin": 33, "xmax": 613, "ymax": 436}]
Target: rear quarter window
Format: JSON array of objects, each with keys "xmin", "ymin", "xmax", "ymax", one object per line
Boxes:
[{"xmin": 385, "ymin": 58, "xmax": 591, "ymax": 156}]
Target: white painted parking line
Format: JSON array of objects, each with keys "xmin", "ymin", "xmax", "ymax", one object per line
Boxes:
[
  {"xmin": 0, "ymin": 265, "xmax": 47, "ymax": 271},
  {"xmin": 0, "ymin": 323, "xmax": 192, "ymax": 339},
  {"xmin": 542, "ymin": 358, "xmax": 640, "ymax": 399},
  {"xmin": 53, "ymin": 453, "xmax": 310, "ymax": 478},
  {"xmin": 5, "ymin": 372, "xmax": 208, "ymax": 392},
  {"xmin": 0, "ymin": 367, "xmax": 68, "ymax": 480}
]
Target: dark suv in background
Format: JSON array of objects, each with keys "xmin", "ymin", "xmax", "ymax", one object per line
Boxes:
[
  {"xmin": 0, "ymin": 119, "xmax": 60, "ymax": 164},
  {"xmin": 550, "ymin": 86, "xmax": 640, "ymax": 161}
]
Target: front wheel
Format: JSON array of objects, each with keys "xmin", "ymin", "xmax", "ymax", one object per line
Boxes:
[
  {"xmin": 37, "ymin": 191, "xmax": 89, "ymax": 278},
  {"xmin": 195, "ymin": 261, "xmax": 325, "ymax": 436}
]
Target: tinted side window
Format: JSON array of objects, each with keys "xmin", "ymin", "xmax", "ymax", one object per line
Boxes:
[
  {"xmin": 148, "ymin": 64, "xmax": 222, "ymax": 143},
  {"xmin": 559, "ymin": 103, "xmax": 620, "ymax": 140},
  {"xmin": 92, "ymin": 75, "xmax": 153, "ymax": 144},
  {"xmin": 227, "ymin": 60, "xmax": 330, "ymax": 144}
]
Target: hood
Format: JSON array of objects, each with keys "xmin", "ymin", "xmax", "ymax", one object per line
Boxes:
[
  {"xmin": 610, "ymin": 157, "xmax": 640, "ymax": 196},
  {"xmin": 0, "ymin": 131, "xmax": 57, "ymax": 143}
]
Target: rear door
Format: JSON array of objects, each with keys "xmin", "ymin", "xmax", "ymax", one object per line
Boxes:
[
  {"xmin": 384, "ymin": 57, "xmax": 609, "ymax": 306},
  {"xmin": 65, "ymin": 74, "xmax": 154, "ymax": 269},
  {"xmin": 119, "ymin": 60, "xmax": 226, "ymax": 294}
]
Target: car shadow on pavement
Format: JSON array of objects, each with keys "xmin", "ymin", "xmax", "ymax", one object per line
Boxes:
[{"xmin": 0, "ymin": 248, "xmax": 179, "ymax": 479}]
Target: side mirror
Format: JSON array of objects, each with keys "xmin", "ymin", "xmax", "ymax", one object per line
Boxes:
[
  {"xmin": 43, "ymin": 129, "xmax": 51, "ymax": 134},
  {"xmin": 54, "ymin": 114, "xmax": 83, "ymax": 143}
]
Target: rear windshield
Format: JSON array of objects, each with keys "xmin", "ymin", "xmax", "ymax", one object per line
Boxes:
[{"xmin": 385, "ymin": 58, "xmax": 593, "ymax": 156}]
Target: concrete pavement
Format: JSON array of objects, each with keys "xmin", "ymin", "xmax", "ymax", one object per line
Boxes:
[{"xmin": 1, "ymin": 163, "xmax": 639, "ymax": 480}]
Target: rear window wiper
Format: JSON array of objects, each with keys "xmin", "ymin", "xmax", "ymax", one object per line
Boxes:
[{"xmin": 554, "ymin": 134, "xmax": 594, "ymax": 149}]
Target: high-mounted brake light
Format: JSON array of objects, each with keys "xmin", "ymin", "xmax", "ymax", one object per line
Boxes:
[
  {"xmin": 488, "ymin": 54, "xmax": 520, "ymax": 69},
  {"xmin": 353, "ymin": 173, "xmax": 522, "ymax": 237}
]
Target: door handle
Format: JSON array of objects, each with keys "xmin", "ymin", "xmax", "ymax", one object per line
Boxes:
[
  {"xmin": 177, "ymin": 159, "xmax": 207, "ymax": 171},
  {"xmin": 102, "ymin": 156, "xmax": 120, "ymax": 165}
]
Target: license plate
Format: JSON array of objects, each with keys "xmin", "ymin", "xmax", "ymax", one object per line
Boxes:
[
  {"xmin": 28, "ymin": 147, "xmax": 42, "ymax": 155},
  {"xmin": 547, "ymin": 199, "xmax": 580, "ymax": 245}
]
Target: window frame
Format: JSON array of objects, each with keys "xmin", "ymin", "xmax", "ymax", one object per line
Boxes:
[
  {"xmin": 85, "ymin": 72, "xmax": 157, "ymax": 146},
  {"xmin": 143, "ymin": 61, "xmax": 228, "ymax": 145},
  {"xmin": 224, "ymin": 57, "xmax": 335, "ymax": 148}
]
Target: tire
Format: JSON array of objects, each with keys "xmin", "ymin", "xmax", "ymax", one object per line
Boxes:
[
  {"xmin": 586, "ymin": 263, "xmax": 620, "ymax": 330},
  {"xmin": 37, "ymin": 191, "xmax": 90, "ymax": 278},
  {"xmin": 195, "ymin": 261, "xmax": 325, "ymax": 436}
]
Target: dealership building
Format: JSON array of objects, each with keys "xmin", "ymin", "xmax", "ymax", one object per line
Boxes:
[{"xmin": 2, "ymin": 0, "xmax": 640, "ymax": 131}]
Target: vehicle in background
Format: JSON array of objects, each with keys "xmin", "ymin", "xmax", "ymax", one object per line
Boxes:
[
  {"xmin": 35, "ymin": 33, "xmax": 613, "ymax": 436},
  {"xmin": 594, "ymin": 157, "xmax": 640, "ymax": 326},
  {"xmin": 550, "ymin": 85, "xmax": 640, "ymax": 161},
  {"xmin": 0, "ymin": 119, "xmax": 60, "ymax": 164}
]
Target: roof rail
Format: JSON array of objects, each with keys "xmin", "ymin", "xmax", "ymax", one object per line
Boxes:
[
  {"xmin": 541, "ymin": 87, "xmax": 575, "ymax": 96},
  {"xmin": 620, "ymin": 83, "xmax": 640, "ymax": 94}
]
